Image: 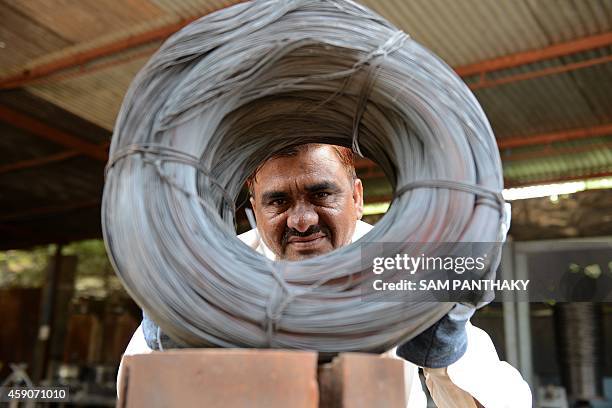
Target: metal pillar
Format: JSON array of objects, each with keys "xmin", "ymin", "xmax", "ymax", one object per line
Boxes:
[
  {"xmin": 500, "ymin": 239, "xmax": 519, "ymax": 369},
  {"xmin": 515, "ymin": 252, "xmax": 534, "ymax": 388}
]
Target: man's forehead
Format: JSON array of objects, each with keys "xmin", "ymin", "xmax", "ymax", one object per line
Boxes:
[{"xmin": 256, "ymin": 145, "xmax": 343, "ymax": 180}]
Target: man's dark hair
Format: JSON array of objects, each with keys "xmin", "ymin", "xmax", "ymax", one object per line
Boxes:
[{"xmin": 246, "ymin": 143, "xmax": 356, "ymax": 196}]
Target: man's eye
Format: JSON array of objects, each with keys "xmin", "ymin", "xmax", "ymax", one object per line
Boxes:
[
  {"xmin": 270, "ymin": 199, "xmax": 287, "ymax": 206},
  {"xmin": 315, "ymin": 192, "xmax": 331, "ymax": 199}
]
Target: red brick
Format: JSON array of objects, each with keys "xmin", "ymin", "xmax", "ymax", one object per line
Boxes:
[
  {"xmin": 118, "ymin": 349, "xmax": 318, "ymax": 408},
  {"xmin": 318, "ymin": 353, "xmax": 406, "ymax": 408}
]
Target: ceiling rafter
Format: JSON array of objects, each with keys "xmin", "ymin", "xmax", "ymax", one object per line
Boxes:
[
  {"xmin": 0, "ymin": 200, "xmax": 100, "ymax": 223},
  {"xmin": 0, "ymin": 15, "xmax": 609, "ymax": 90},
  {"xmin": 1, "ymin": 122, "xmax": 607, "ymax": 177},
  {"xmin": 469, "ymin": 54, "xmax": 612, "ymax": 90},
  {"xmin": 0, "ymin": 1, "xmax": 244, "ymax": 90},
  {"xmin": 0, "ymin": 18, "xmax": 197, "ymax": 89},
  {"xmin": 0, "ymin": 151, "xmax": 80, "ymax": 175},
  {"xmin": 0, "ymin": 105, "xmax": 108, "ymax": 161},
  {"xmin": 354, "ymin": 123, "xmax": 612, "ymax": 173},
  {"xmin": 504, "ymin": 171, "xmax": 612, "ymax": 188},
  {"xmin": 0, "ymin": 139, "xmax": 110, "ymax": 176},
  {"xmin": 455, "ymin": 32, "xmax": 612, "ymax": 77},
  {"xmin": 497, "ymin": 124, "xmax": 612, "ymax": 150},
  {"xmin": 501, "ymin": 141, "xmax": 612, "ymax": 162}
]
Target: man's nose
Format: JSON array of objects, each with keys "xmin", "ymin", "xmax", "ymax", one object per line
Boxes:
[{"xmin": 286, "ymin": 202, "xmax": 318, "ymax": 233}]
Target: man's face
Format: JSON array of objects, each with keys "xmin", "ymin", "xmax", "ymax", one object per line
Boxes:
[{"xmin": 250, "ymin": 146, "xmax": 364, "ymax": 261}]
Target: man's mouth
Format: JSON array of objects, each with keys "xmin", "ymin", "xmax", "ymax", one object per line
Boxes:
[
  {"xmin": 281, "ymin": 226, "xmax": 332, "ymax": 255},
  {"xmin": 287, "ymin": 233, "xmax": 327, "ymax": 245}
]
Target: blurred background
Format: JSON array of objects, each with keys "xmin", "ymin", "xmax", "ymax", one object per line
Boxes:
[{"xmin": 0, "ymin": 0, "xmax": 611, "ymax": 406}]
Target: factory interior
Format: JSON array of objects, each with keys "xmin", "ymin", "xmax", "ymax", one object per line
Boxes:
[{"xmin": 0, "ymin": 0, "xmax": 611, "ymax": 407}]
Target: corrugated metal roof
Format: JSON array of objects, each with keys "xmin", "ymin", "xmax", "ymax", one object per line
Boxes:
[
  {"xmin": 4, "ymin": 0, "xmax": 611, "ymax": 75},
  {"xmin": 1, "ymin": 15, "xmax": 178, "ymax": 78},
  {"xmin": 467, "ymin": 46, "xmax": 612, "ymax": 138},
  {"xmin": 474, "ymin": 67, "xmax": 602, "ymax": 138},
  {"xmin": 503, "ymin": 136, "xmax": 612, "ymax": 185},
  {"xmin": 28, "ymin": 56, "xmax": 149, "ymax": 129},
  {"xmin": 563, "ymin": 47, "xmax": 612, "ymax": 125},
  {"xmin": 8, "ymin": 0, "xmax": 166, "ymax": 43},
  {"xmin": 0, "ymin": 2, "xmax": 73, "ymax": 76},
  {"xmin": 0, "ymin": 157, "xmax": 103, "ymax": 213},
  {"xmin": 0, "ymin": 123, "xmax": 66, "ymax": 164},
  {"xmin": 150, "ymin": 0, "xmax": 236, "ymax": 18},
  {"xmin": 0, "ymin": 0, "xmax": 610, "ymax": 186},
  {"xmin": 364, "ymin": 0, "xmax": 612, "ymax": 66}
]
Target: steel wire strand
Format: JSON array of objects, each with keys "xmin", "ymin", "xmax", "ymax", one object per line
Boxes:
[{"xmin": 102, "ymin": 0, "xmax": 506, "ymax": 355}]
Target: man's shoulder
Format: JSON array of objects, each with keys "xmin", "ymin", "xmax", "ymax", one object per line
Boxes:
[
  {"xmin": 237, "ymin": 227, "xmax": 260, "ymax": 248},
  {"xmin": 352, "ymin": 219, "xmax": 373, "ymax": 242},
  {"xmin": 237, "ymin": 227, "xmax": 277, "ymax": 259}
]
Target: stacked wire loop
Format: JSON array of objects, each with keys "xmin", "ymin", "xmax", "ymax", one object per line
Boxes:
[{"xmin": 102, "ymin": 0, "xmax": 506, "ymax": 355}]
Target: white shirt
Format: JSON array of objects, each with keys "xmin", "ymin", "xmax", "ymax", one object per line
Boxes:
[{"xmin": 118, "ymin": 219, "xmax": 531, "ymax": 407}]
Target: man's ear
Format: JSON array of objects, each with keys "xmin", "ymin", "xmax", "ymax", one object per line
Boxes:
[
  {"xmin": 353, "ymin": 178, "xmax": 364, "ymax": 220},
  {"xmin": 249, "ymin": 196, "xmax": 256, "ymax": 212}
]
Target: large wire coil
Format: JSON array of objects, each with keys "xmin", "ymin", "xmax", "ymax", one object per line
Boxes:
[{"xmin": 102, "ymin": 0, "xmax": 506, "ymax": 354}]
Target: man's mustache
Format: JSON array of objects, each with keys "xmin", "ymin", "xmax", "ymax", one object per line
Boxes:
[{"xmin": 281, "ymin": 225, "xmax": 330, "ymax": 247}]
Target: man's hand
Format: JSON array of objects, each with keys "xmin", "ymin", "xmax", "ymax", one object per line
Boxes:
[{"xmin": 396, "ymin": 303, "xmax": 474, "ymax": 368}]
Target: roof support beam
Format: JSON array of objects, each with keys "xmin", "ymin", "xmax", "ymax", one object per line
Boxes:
[
  {"xmin": 469, "ymin": 54, "xmax": 612, "ymax": 90},
  {"xmin": 0, "ymin": 200, "xmax": 100, "ymax": 223},
  {"xmin": 0, "ymin": 18, "xmax": 197, "ymax": 89},
  {"xmin": 455, "ymin": 32, "xmax": 612, "ymax": 77},
  {"xmin": 0, "ymin": 120, "xmax": 608, "ymax": 188},
  {"xmin": 0, "ymin": 151, "xmax": 80, "ymax": 175},
  {"xmin": 504, "ymin": 171, "xmax": 612, "ymax": 188},
  {"xmin": 0, "ymin": 139, "xmax": 110, "ymax": 175},
  {"xmin": 354, "ymin": 124, "xmax": 612, "ymax": 176},
  {"xmin": 0, "ymin": 105, "xmax": 108, "ymax": 161},
  {"xmin": 0, "ymin": 1, "xmax": 242, "ymax": 89},
  {"xmin": 0, "ymin": 13, "xmax": 609, "ymax": 89},
  {"xmin": 502, "ymin": 141, "xmax": 612, "ymax": 162},
  {"xmin": 498, "ymin": 124, "xmax": 612, "ymax": 149}
]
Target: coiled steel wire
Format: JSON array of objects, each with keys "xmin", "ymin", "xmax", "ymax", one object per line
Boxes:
[{"xmin": 102, "ymin": 0, "xmax": 506, "ymax": 355}]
